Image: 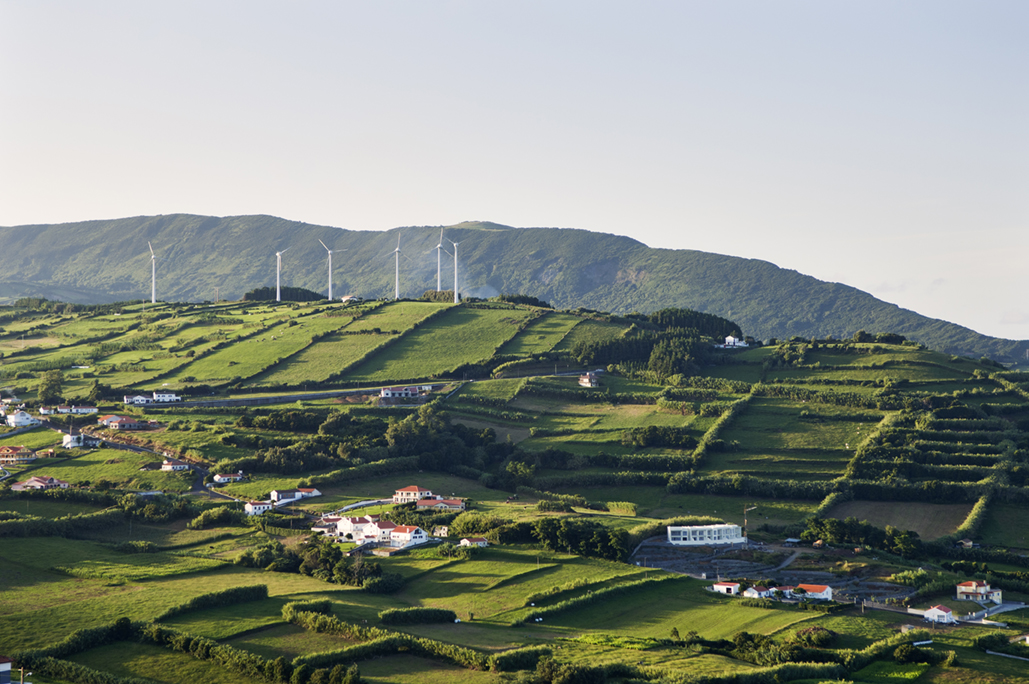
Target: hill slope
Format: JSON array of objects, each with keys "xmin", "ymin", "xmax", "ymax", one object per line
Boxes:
[{"xmin": 0, "ymin": 214, "xmax": 1024, "ymax": 362}]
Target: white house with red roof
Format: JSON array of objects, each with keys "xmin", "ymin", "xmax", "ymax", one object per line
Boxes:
[
  {"xmin": 416, "ymin": 498, "xmax": 465, "ymax": 511},
  {"xmin": 5, "ymin": 410, "xmax": 40, "ymax": 428},
  {"xmin": 460, "ymin": 537, "xmax": 489, "ymax": 548},
  {"xmin": 924, "ymin": 605, "xmax": 957, "ymax": 624},
  {"xmin": 712, "ymin": 582, "xmax": 740, "ymax": 595},
  {"xmin": 796, "ymin": 584, "xmax": 833, "ymax": 600},
  {"xmin": 337, "ymin": 515, "xmax": 381, "ymax": 539},
  {"xmin": 312, "ymin": 516, "xmax": 343, "ymax": 535},
  {"xmin": 270, "ymin": 488, "xmax": 322, "ymax": 506},
  {"xmin": 394, "ymin": 486, "xmax": 433, "ymax": 504},
  {"xmin": 743, "ymin": 586, "xmax": 772, "ymax": 599},
  {"xmin": 212, "ymin": 472, "xmax": 244, "ymax": 484},
  {"xmin": 956, "ymin": 580, "xmax": 1002, "ymax": 604},
  {"xmin": 123, "ymin": 394, "xmax": 153, "ymax": 405},
  {"xmin": 390, "ymin": 525, "xmax": 428, "ymax": 548},
  {"xmin": 364, "ymin": 520, "xmax": 397, "ymax": 543},
  {"xmin": 12, "ymin": 475, "xmax": 69, "ymax": 491},
  {"xmin": 244, "ymin": 501, "xmax": 273, "ymax": 516},
  {"xmin": 0, "ymin": 445, "xmax": 36, "ymax": 465},
  {"xmin": 161, "ymin": 457, "xmax": 189, "ymax": 472}
]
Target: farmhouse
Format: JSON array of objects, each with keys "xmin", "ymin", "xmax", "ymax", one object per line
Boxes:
[
  {"xmin": 161, "ymin": 458, "xmax": 189, "ymax": 472},
  {"xmin": 5, "ymin": 411, "xmax": 40, "ymax": 428},
  {"xmin": 363, "ymin": 520, "xmax": 397, "ymax": 543},
  {"xmin": 711, "ymin": 582, "xmax": 740, "ymax": 595},
  {"xmin": 244, "ymin": 501, "xmax": 273, "ymax": 516},
  {"xmin": 578, "ymin": 372, "xmax": 600, "ymax": 388},
  {"xmin": 393, "ymin": 486, "xmax": 433, "ymax": 504},
  {"xmin": 12, "ymin": 475, "xmax": 69, "ymax": 491},
  {"xmin": 667, "ymin": 523, "xmax": 745, "ymax": 546},
  {"xmin": 924, "ymin": 605, "xmax": 957, "ymax": 624},
  {"xmin": 956, "ymin": 580, "xmax": 1002, "ymax": 603},
  {"xmin": 0, "ymin": 445, "xmax": 36, "ymax": 465},
  {"xmin": 270, "ymin": 488, "xmax": 322, "ymax": 505},
  {"xmin": 47, "ymin": 405, "xmax": 98, "ymax": 415},
  {"xmin": 460, "ymin": 537, "xmax": 488, "ymax": 548},
  {"xmin": 312, "ymin": 516, "xmax": 342, "ymax": 535},
  {"xmin": 380, "ymin": 386, "xmax": 419, "ymax": 400},
  {"xmin": 152, "ymin": 390, "xmax": 180, "ymax": 403},
  {"xmin": 99, "ymin": 415, "xmax": 144, "ymax": 430},
  {"xmin": 796, "ymin": 584, "xmax": 833, "ymax": 600},
  {"xmin": 123, "ymin": 395, "xmax": 153, "ymax": 405},
  {"xmin": 743, "ymin": 586, "xmax": 772, "ymax": 599},
  {"xmin": 212, "ymin": 472, "xmax": 244, "ymax": 483},
  {"xmin": 62, "ymin": 433, "xmax": 103, "ymax": 449},
  {"xmin": 415, "ymin": 498, "xmax": 465, "ymax": 511},
  {"xmin": 337, "ymin": 515, "xmax": 381, "ymax": 539},
  {"xmin": 390, "ymin": 525, "xmax": 428, "ymax": 548}
]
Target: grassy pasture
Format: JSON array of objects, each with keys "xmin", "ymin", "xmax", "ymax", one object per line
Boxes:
[
  {"xmin": 825, "ymin": 500, "xmax": 973, "ymax": 540},
  {"xmin": 360, "ymin": 655, "xmax": 502, "ymax": 684},
  {"xmin": 454, "ymin": 378, "xmax": 525, "ymax": 402},
  {"xmin": 551, "ymin": 319, "xmax": 630, "ymax": 352},
  {"xmin": 19, "ymin": 447, "xmax": 193, "ymax": 491},
  {"xmin": 447, "ymin": 415, "xmax": 532, "ymax": 443},
  {"xmin": 978, "ymin": 502, "xmax": 1029, "ymax": 551},
  {"xmin": 223, "ymin": 622, "xmax": 352, "ymax": 658},
  {"xmin": 345, "ymin": 307, "xmax": 534, "ymax": 383},
  {"xmin": 701, "ymin": 447, "xmax": 853, "ymax": 482},
  {"xmin": 497, "ymin": 312, "xmax": 583, "ymax": 355},
  {"xmin": 0, "ymin": 426, "xmax": 63, "ymax": 449},
  {"xmin": 247, "ymin": 331, "xmax": 395, "ymax": 386},
  {"xmin": 344, "ymin": 301, "xmax": 451, "ymax": 333},
  {"xmin": 0, "ymin": 497, "xmax": 102, "ymax": 518},
  {"xmin": 71, "ymin": 641, "xmax": 253, "ymax": 684}
]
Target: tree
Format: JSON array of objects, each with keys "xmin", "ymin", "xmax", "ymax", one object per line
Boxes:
[
  {"xmin": 87, "ymin": 379, "xmax": 109, "ymax": 404},
  {"xmin": 38, "ymin": 369, "xmax": 64, "ymax": 404}
]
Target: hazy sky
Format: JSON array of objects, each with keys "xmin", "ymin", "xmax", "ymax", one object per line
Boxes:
[{"xmin": 2, "ymin": 2, "xmax": 1026, "ymax": 340}]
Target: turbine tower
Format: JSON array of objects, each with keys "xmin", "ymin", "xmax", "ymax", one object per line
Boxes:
[
  {"xmin": 432, "ymin": 229, "xmax": 445, "ymax": 292},
  {"xmin": 449, "ymin": 238, "xmax": 462, "ymax": 304},
  {"xmin": 388, "ymin": 236, "xmax": 402, "ymax": 300},
  {"xmin": 275, "ymin": 248, "xmax": 289, "ymax": 302},
  {"xmin": 318, "ymin": 239, "xmax": 344, "ymax": 300},
  {"xmin": 148, "ymin": 241, "xmax": 157, "ymax": 304}
]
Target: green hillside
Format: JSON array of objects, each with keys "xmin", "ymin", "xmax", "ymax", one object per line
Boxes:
[{"xmin": 0, "ymin": 214, "xmax": 1025, "ymax": 363}]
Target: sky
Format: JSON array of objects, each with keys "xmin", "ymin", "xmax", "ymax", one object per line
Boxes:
[{"xmin": 1, "ymin": 1, "xmax": 1026, "ymax": 340}]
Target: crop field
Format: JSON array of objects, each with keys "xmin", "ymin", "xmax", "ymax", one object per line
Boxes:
[
  {"xmin": 19, "ymin": 447, "xmax": 194, "ymax": 491},
  {"xmin": 825, "ymin": 500, "xmax": 974, "ymax": 540},
  {"xmin": 497, "ymin": 312, "xmax": 583, "ymax": 355},
  {"xmin": 345, "ymin": 307, "xmax": 534, "ymax": 383},
  {"xmin": 551, "ymin": 318, "xmax": 630, "ymax": 351}
]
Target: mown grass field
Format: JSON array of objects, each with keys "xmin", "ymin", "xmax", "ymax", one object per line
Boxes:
[
  {"xmin": 18, "ymin": 447, "xmax": 193, "ymax": 491},
  {"xmin": 551, "ymin": 318, "xmax": 630, "ymax": 352},
  {"xmin": 345, "ymin": 306, "xmax": 534, "ymax": 383},
  {"xmin": 71, "ymin": 641, "xmax": 254, "ymax": 684},
  {"xmin": 247, "ymin": 331, "xmax": 395, "ymax": 386},
  {"xmin": 0, "ymin": 426, "xmax": 63, "ymax": 449},
  {"xmin": 825, "ymin": 500, "xmax": 974, "ymax": 540},
  {"xmin": 974, "ymin": 502, "xmax": 1029, "ymax": 551}
]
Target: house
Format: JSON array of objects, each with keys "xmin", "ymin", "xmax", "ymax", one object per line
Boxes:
[
  {"xmin": 336, "ymin": 515, "xmax": 381, "ymax": 540},
  {"xmin": 390, "ymin": 525, "xmax": 428, "ymax": 547},
  {"xmin": 99, "ymin": 415, "xmax": 143, "ymax": 430},
  {"xmin": 667, "ymin": 523, "xmax": 745, "ymax": 546},
  {"xmin": 39, "ymin": 406, "xmax": 54, "ymax": 415},
  {"xmin": 796, "ymin": 584, "xmax": 833, "ymax": 601},
  {"xmin": 270, "ymin": 488, "xmax": 321, "ymax": 505},
  {"xmin": 5, "ymin": 411, "xmax": 40, "ymax": 428},
  {"xmin": 578, "ymin": 372, "xmax": 600, "ymax": 388},
  {"xmin": 212, "ymin": 472, "xmax": 244, "ymax": 483},
  {"xmin": 161, "ymin": 458, "xmax": 189, "ymax": 472},
  {"xmin": 0, "ymin": 445, "xmax": 36, "ymax": 465},
  {"xmin": 69, "ymin": 405, "xmax": 98, "ymax": 415},
  {"xmin": 743, "ymin": 586, "xmax": 772, "ymax": 599},
  {"xmin": 12, "ymin": 475, "xmax": 69, "ymax": 491},
  {"xmin": 244, "ymin": 500, "xmax": 273, "ymax": 516},
  {"xmin": 433, "ymin": 526, "xmax": 450, "ymax": 538},
  {"xmin": 956, "ymin": 580, "xmax": 1002, "ymax": 604},
  {"xmin": 62, "ymin": 433, "xmax": 103, "ymax": 449},
  {"xmin": 775, "ymin": 586, "xmax": 796, "ymax": 597},
  {"xmin": 379, "ymin": 386, "xmax": 419, "ymax": 401},
  {"xmin": 312, "ymin": 516, "xmax": 342, "ymax": 535},
  {"xmin": 1, "ymin": 655, "xmax": 12, "ymax": 683},
  {"xmin": 123, "ymin": 395, "xmax": 153, "ymax": 405},
  {"xmin": 393, "ymin": 486, "xmax": 433, "ymax": 504},
  {"xmin": 416, "ymin": 498, "xmax": 465, "ymax": 511},
  {"xmin": 957, "ymin": 538, "xmax": 977, "ymax": 549},
  {"xmin": 363, "ymin": 520, "xmax": 397, "ymax": 543},
  {"xmin": 924, "ymin": 605, "xmax": 957, "ymax": 624},
  {"xmin": 460, "ymin": 537, "xmax": 489, "ymax": 548},
  {"xmin": 712, "ymin": 582, "xmax": 740, "ymax": 595},
  {"xmin": 152, "ymin": 390, "xmax": 180, "ymax": 403}
]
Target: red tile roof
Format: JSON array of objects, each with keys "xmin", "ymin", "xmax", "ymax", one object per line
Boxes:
[
  {"xmin": 797, "ymin": 584, "xmax": 830, "ymax": 593},
  {"xmin": 393, "ymin": 525, "xmax": 422, "ymax": 534},
  {"xmin": 929, "ymin": 605, "xmax": 952, "ymax": 613},
  {"xmin": 396, "ymin": 486, "xmax": 431, "ymax": 492}
]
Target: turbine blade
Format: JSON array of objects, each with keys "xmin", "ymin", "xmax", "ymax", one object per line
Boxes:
[
  {"xmin": 318, "ymin": 239, "xmax": 329, "ymax": 251},
  {"xmin": 148, "ymin": 241, "xmax": 155, "ymax": 256}
]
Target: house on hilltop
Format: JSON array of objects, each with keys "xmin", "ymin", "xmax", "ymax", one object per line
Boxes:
[
  {"xmin": 416, "ymin": 498, "xmax": 465, "ymax": 511},
  {"xmin": 394, "ymin": 486, "xmax": 433, "ymax": 504},
  {"xmin": 5, "ymin": 411, "xmax": 40, "ymax": 428},
  {"xmin": 956, "ymin": 580, "xmax": 1001, "ymax": 604},
  {"xmin": 244, "ymin": 501, "xmax": 272, "ymax": 516},
  {"xmin": 0, "ymin": 446, "xmax": 35, "ymax": 465},
  {"xmin": 12, "ymin": 475, "xmax": 69, "ymax": 491}
]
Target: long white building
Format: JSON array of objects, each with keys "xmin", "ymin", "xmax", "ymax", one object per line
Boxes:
[{"xmin": 667, "ymin": 523, "xmax": 745, "ymax": 546}]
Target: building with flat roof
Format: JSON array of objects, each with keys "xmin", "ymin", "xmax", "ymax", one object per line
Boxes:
[{"xmin": 667, "ymin": 523, "xmax": 745, "ymax": 546}]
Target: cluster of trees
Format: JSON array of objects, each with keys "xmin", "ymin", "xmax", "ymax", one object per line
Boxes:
[
  {"xmin": 530, "ymin": 517, "xmax": 628, "ymax": 561},
  {"xmin": 243, "ymin": 286, "xmax": 323, "ymax": 302},
  {"xmin": 621, "ymin": 425, "xmax": 697, "ymax": 449},
  {"xmin": 234, "ymin": 538, "xmax": 404, "ymax": 592},
  {"xmin": 802, "ymin": 517, "xmax": 922, "ymax": 558}
]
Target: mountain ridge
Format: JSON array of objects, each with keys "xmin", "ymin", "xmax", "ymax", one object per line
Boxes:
[{"xmin": 0, "ymin": 213, "xmax": 1024, "ymax": 363}]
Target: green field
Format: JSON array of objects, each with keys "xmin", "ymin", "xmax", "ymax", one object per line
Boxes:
[
  {"xmin": 17, "ymin": 447, "xmax": 194, "ymax": 491},
  {"xmin": 497, "ymin": 312, "xmax": 584, "ymax": 355},
  {"xmin": 345, "ymin": 306, "xmax": 534, "ymax": 383},
  {"xmin": 551, "ymin": 318, "xmax": 630, "ymax": 351}
]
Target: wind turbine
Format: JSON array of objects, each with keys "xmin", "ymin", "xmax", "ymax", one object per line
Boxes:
[
  {"xmin": 275, "ymin": 248, "xmax": 290, "ymax": 302},
  {"xmin": 147, "ymin": 242, "xmax": 157, "ymax": 304},
  {"xmin": 430, "ymin": 229, "xmax": 445, "ymax": 292},
  {"xmin": 387, "ymin": 236, "xmax": 403, "ymax": 300},
  {"xmin": 448, "ymin": 238, "xmax": 463, "ymax": 304},
  {"xmin": 318, "ymin": 239, "xmax": 344, "ymax": 300}
]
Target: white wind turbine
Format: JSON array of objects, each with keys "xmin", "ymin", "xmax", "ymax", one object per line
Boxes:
[
  {"xmin": 448, "ymin": 238, "xmax": 463, "ymax": 304},
  {"xmin": 275, "ymin": 248, "xmax": 290, "ymax": 302},
  {"xmin": 430, "ymin": 229, "xmax": 445, "ymax": 292},
  {"xmin": 386, "ymin": 235, "xmax": 403, "ymax": 300},
  {"xmin": 318, "ymin": 239, "xmax": 345, "ymax": 300},
  {"xmin": 148, "ymin": 241, "xmax": 157, "ymax": 304}
]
